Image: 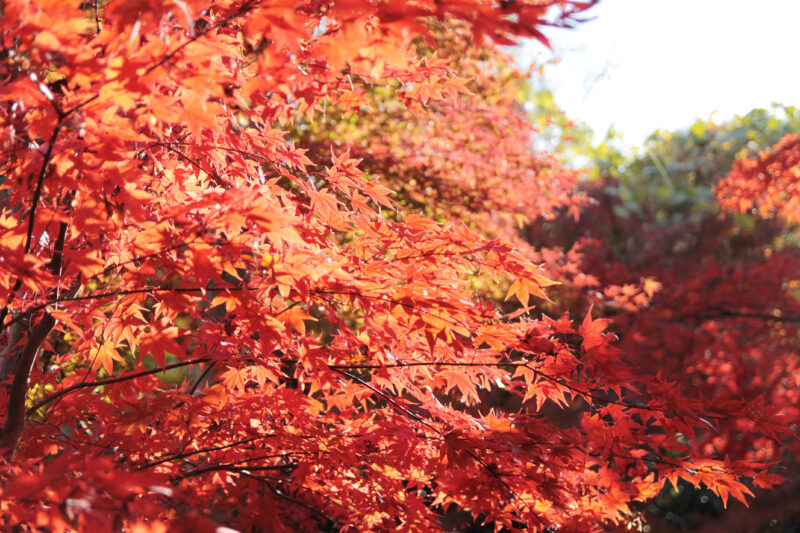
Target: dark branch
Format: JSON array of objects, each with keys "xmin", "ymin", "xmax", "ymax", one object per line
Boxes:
[
  {"xmin": 25, "ymin": 125, "xmax": 62, "ymax": 255},
  {"xmin": 135, "ymin": 436, "xmax": 264, "ymax": 471},
  {"xmin": 1, "ymin": 312, "xmax": 56, "ymax": 458},
  {"xmin": 28, "ymin": 357, "xmax": 211, "ymax": 415},
  {"xmin": 143, "ymin": 1, "xmax": 255, "ymax": 76},
  {"xmin": 185, "ymin": 462, "xmax": 296, "ymax": 478},
  {"xmin": 331, "ymin": 368, "xmax": 441, "ymax": 434},
  {"xmin": 248, "ymin": 473, "xmax": 338, "ymax": 526},
  {"xmin": 695, "ymin": 307, "xmax": 800, "ymax": 324}
]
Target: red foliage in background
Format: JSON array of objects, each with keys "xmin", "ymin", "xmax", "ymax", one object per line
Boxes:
[{"xmin": 717, "ymin": 134, "xmax": 800, "ymax": 223}]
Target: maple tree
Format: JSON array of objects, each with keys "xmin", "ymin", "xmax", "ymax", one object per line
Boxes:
[
  {"xmin": 0, "ymin": 1, "xmax": 792, "ymax": 532},
  {"xmin": 533, "ymin": 109, "xmax": 800, "ymax": 530}
]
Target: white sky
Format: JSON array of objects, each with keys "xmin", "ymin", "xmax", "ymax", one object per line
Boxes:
[{"xmin": 520, "ymin": 0, "xmax": 800, "ymax": 150}]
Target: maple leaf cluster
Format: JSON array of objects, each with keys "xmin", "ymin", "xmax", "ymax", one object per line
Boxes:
[
  {"xmin": 0, "ymin": 0, "xmax": 790, "ymax": 532},
  {"xmin": 717, "ymin": 133, "xmax": 800, "ymax": 223}
]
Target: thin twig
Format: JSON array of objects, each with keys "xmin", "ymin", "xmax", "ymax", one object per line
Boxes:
[
  {"xmin": 135, "ymin": 436, "xmax": 264, "ymax": 471},
  {"xmin": 28, "ymin": 357, "xmax": 211, "ymax": 415},
  {"xmin": 695, "ymin": 307, "xmax": 800, "ymax": 324},
  {"xmin": 25, "ymin": 125, "xmax": 62, "ymax": 254},
  {"xmin": 143, "ymin": 1, "xmax": 255, "ymax": 76},
  {"xmin": 331, "ymin": 368, "xmax": 441, "ymax": 434}
]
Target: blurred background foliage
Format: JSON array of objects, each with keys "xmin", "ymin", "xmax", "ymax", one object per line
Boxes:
[
  {"xmin": 523, "ymin": 91, "xmax": 800, "ymax": 262},
  {"xmin": 526, "ymin": 92, "xmax": 800, "ymax": 224},
  {"xmin": 520, "ymin": 88, "xmax": 800, "ymax": 532}
]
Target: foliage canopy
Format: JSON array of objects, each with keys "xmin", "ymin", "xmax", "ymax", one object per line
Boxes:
[{"xmin": 0, "ymin": 1, "xmax": 795, "ymax": 532}]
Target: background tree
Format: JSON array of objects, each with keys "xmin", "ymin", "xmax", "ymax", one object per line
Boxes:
[{"xmin": 532, "ymin": 104, "xmax": 800, "ymax": 531}]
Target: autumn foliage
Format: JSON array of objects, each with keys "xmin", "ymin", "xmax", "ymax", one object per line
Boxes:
[
  {"xmin": 717, "ymin": 133, "xmax": 800, "ymax": 224},
  {"xmin": 0, "ymin": 1, "xmax": 794, "ymax": 532},
  {"xmin": 531, "ymin": 113, "xmax": 800, "ymax": 529}
]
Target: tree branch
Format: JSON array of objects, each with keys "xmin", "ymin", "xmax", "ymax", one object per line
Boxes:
[
  {"xmin": 184, "ymin": 462, "xmax": 296, "ymax": 478},
  {"xmin": 331, "ymin": 368, "xmax": 442, "ymax": 434},
  {"xmin": 695, "ymin": 307, "xmax": 800, "ymax": 324},
  {"xmin": 24, "ymin": 125, "xmax": 62, "ymax": 255},
  {"xmin": 1, "ymin": 284, "xmax": 248, "ymax": 332},
  {"xmin": 27, "ymin": 356, "xmax": 211, "ymax": 415},
  {"xmin": 0, "ymin": 125, "xmax": 63, "ymax": 331},
  {"xmin": 135, "ymin": 436, "xmax": 264, "ymax": 471},
  {"xmin": 1, "ymin": 312, "xmax": 56, "ymax": 458},
  {"xmin": 143, "ymin": 1, "xmax": 255, "ymax": 76},
  {"xmin": 247, "ymin": 472, "xmax": 337, "ymax": 526},
  {"xmin": 1, "ymin": 218, "xmax": 68, "ymax": 458}
]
